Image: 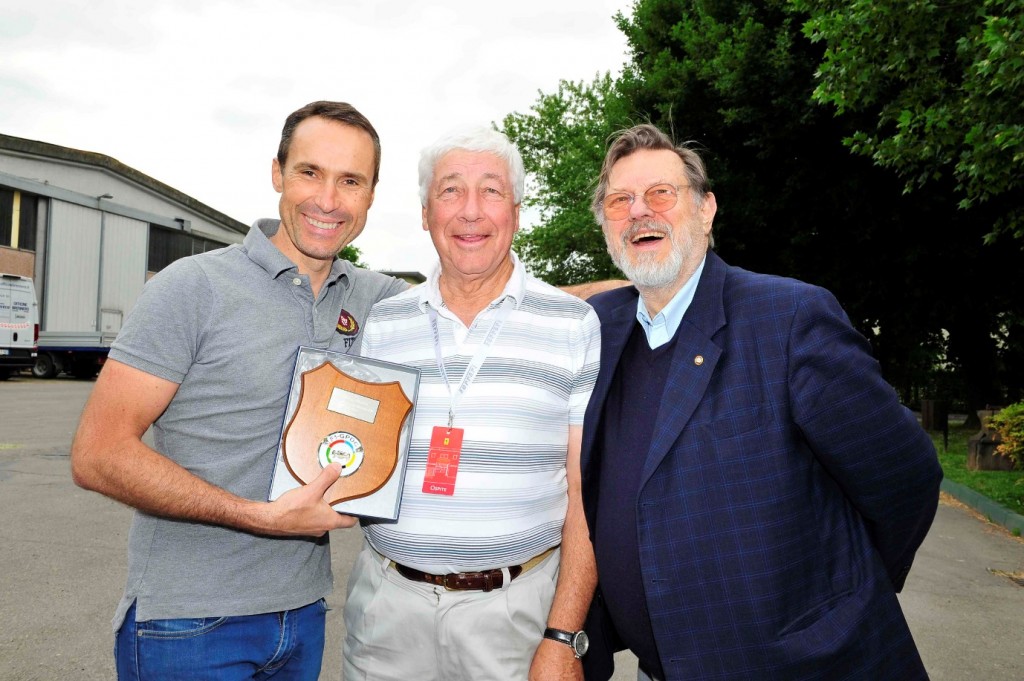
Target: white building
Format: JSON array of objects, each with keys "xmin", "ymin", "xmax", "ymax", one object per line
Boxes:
[{"xmin": 0, "ymin": 133, "xmax": 247, "ymax": 377}]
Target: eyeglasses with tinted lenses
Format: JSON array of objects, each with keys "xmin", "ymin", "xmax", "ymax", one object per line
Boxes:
[{"xmin": 603, "ymin": 184, "xmax": 686, "ymax": 220}]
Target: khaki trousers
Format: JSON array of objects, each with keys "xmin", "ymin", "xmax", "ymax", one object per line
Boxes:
[{"xmin": 342, "ymin": 540, "xmax": 560, "ymax": 681}]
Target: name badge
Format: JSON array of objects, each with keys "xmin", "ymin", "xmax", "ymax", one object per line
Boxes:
[{"xmin": 422, "ymin": 426, "xmax": 464, "ymax": 496}]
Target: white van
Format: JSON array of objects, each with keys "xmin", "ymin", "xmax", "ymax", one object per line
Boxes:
[{"xmin": 0, "ymin": 273, "xmax": 39, "ymax": 380}]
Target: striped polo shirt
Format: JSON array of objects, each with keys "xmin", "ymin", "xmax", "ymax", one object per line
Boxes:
[{"xmin": 360, "ymin": 254, "xmax": 601, "ymax": 574}]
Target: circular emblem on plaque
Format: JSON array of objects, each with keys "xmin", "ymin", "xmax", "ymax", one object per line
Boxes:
[{"xmin": 317, "ymin": 432, "xmax": 365, "ymax": 476}]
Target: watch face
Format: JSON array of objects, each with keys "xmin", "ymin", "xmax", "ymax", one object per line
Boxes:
[{"xmin": 571, "ymin": 630, "xmax": 590, "ymax": 657}]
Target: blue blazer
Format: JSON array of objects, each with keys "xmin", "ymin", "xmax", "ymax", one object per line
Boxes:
[{"xmin": 581, "ymin": 251, "xmax": 942, "ymax": 681}]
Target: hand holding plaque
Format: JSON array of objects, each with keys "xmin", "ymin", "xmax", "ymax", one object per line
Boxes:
[
  {"xmin": 268, "ymin": 348, "xmax": 420, "ymax": 520},
  {"xmin": 282, "ymin": 363, "xmax": 412, "ymax": 505}
]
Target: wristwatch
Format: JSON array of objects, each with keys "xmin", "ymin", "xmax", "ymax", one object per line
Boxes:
[{"xmin": 543, "ymin": 627, "xmax": 590, "ymax": 658}]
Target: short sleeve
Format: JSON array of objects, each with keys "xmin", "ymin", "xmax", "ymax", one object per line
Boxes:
[
  {"xmin": 568, "ymin": 307, "xmax": 602, "ymax": 425},
  {"xmin": 108, "ymin": 258, "xmax": 210, "ymax": 383}
]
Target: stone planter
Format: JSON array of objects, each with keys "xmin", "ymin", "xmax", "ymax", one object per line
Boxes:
[{"xmin": 967, "ymin": 408, "xmax": 1017, "ymax": 471}]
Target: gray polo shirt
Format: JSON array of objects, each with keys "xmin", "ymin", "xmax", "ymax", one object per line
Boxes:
[{"xmin": 107, "ymin": 219, "xmax": 408, "ymax": 629}]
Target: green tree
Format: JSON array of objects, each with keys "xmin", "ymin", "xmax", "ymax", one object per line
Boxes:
[
  {"xmin": 795, "ymin": 0, "xmax": 1024, "ymax": 240},
  {"xmin": 338, "ymin": 244, "xmax": 366, "ymax": 268},
  {"xmin": 498, "ymin": 0, "xmax": 1024, "ymax": 416},
  {"xmin": 500, "ymin": 74, "xmax": 632, "ymax": 285},
  {"xmin": 613, "ymin": 0, "xmax": 922, "ymax": 342},
  {"xmin": 613, "ymin": 0, "xmax": 1024, "ymax": 417}
]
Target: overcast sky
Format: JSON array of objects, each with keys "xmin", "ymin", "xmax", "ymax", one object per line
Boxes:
[{"xmin": 1, "ymin": 0, "xmax": 634, "ymax": 275}]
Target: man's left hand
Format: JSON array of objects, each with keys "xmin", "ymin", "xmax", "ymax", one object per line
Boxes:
[{"xmin": 529, "ymin": 638, "xmax": 583, "ymax": 681}]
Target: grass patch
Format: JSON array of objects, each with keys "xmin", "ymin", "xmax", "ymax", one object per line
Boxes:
[{"xmin": 930, "ymin": 424, "xmax": 1024, "ymax": 516}]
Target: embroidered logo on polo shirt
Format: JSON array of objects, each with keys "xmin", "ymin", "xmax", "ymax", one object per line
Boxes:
[{"xmin": 336, "ymin": 309, "xmax": 359, "ymax": 336}]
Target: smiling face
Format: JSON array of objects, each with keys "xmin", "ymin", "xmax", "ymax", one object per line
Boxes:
[
  {"xmin": 270, "ymin": 116, "xmax": 376, "ymax": 271},
  {"xmin": 602, "ymin": 148, "xmax": 716, "ymax": 305},
  {"xmin": 423, "ymin": 149, "xmax": 519, "ymax": 290}
]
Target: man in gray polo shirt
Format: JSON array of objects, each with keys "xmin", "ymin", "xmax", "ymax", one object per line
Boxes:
[{"xmin": 71, "ymin": 101, "xmax": 407, "ymax": 680}]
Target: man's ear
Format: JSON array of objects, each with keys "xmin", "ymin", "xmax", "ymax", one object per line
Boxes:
[
  {"xmin": 272, "ymin": 158, "xmax": 284, "ymax": 193},
  {"xmin": 700, "ymin": 192, "xmax": 718, "ymax": 235}
]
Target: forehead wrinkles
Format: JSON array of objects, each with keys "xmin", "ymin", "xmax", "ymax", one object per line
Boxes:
[
  {"xmin": 437, "ymin": 169, "xmax": 508, "ymax": 185},
  {"xmin": 607, "ymin": 177, "xmax": 675, "ymax": 193},
  {"xmin": 609, "ymin": 149, "xmax": 687, "ymax": 187}
]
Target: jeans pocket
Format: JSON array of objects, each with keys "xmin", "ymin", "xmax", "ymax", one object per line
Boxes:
[{"xmin": 136, "ymin": 616, "xmax": 228, "ymax": 640}]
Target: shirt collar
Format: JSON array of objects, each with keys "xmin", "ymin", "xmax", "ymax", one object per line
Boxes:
[
  {"xmin": 418, "ymin": 251, "xmax": 526, "ymax": 313},
  {"xmin": 636, "ymin": 254, "xmax": 707, "ymax": 349},
  {"xmin": 244, "ymin": 218, "xmax": 350, "ymax": 285}
]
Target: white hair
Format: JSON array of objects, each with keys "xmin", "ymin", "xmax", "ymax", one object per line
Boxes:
[{"xmin": 418, "ymin": 126, "xmax": 525, "ymax": 206}]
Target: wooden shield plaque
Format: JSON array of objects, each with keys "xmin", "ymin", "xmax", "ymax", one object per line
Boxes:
[{"xmin": 281, "ymin": 362, "xmax": 413, "ymax": 505}]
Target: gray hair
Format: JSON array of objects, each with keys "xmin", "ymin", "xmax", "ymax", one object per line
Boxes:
[
  {"xmin": 418, "ymin": 127, "xmax": 525, "ymax": 206},
  {"xmin": 591, "ymin": 124, "xmax": 713, "ymax": 245}
]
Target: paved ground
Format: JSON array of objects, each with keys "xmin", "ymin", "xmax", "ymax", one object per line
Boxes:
[{"xmin": 1, "ymin": 375, "xmax": 1022, "ymax": 680}]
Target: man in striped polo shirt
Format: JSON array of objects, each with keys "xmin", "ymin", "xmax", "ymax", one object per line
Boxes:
[{"xmin": 342, "ymin": 127, "xmax": 601, "ymax": 681}]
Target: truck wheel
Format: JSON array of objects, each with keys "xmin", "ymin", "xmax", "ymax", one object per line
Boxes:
[
  {"xmin": 32, "ymin": 354, "xmax": 58, "ymax": 379},
  {"xmin": 0, "ymin": 368, "xmax": 10, "ymax": 381}
]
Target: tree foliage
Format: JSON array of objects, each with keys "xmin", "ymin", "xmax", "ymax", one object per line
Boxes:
[
  {"xmin": 338, "ymin": 244, "xmax": 366, "ymax": 267},
  {"xmin": 499, "ymin": 0, "xmax": 1024, "ymax": 415},
  {"xmin": 795, "ymin": 0, "xmax": 1024, "ymax": 239},
  {"xmin": 614, "ymin": 0, "xmax": 1024, "ymax": 416},
  {"xmin": 500, "ymin": 74, "xmax": 632, "ymax": 285},
  {"xmin": 614, "ymin": 0, "xmax": 906, "ymax": 311}
]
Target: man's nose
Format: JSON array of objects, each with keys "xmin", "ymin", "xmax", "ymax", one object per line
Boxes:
[
  {"xmin": 628, "ymin": 192, "xmax": 653, "ymax": 220},
  {"xmin": 314, "ymin": 182, "xmax": 340, "ymax": 213},
  {"xmin": 459, "ymin": 191, "xmax": 483, "ymax": 221}
]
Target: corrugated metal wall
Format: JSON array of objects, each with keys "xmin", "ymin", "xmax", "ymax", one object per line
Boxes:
[
  {"xmin": 44, "ymin": 203, "xmax": 149, "ymax": 334},
  {"xmin": 45, "ymin": 200, "xmax": 101, "ymax": 331},
  {"xmin": 100, "ymin": 213, "xmax": 147, "ymax": 334}
]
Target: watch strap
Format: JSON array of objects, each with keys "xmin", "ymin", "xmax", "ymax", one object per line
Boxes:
[
  {"xmin": 543, "ymin": 627, "xmax": 574, "ymax": 646},
  {"xmin": 543, "ymin": 627, "xmax": 587, "ymax": 658}
]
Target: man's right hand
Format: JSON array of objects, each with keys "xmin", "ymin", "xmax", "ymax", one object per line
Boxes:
[
  {"xmin": 72, "ymin": 360, "xmax": 357, "ymax": 539},
  {"xmin": 256, "ymin": 462, "xmax": 358, "ymax": 536}
]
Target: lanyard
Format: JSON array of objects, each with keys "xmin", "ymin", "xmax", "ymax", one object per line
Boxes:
[{"xmin": 427, "ymin": 296, "xmax": 515, "ymax": 429}]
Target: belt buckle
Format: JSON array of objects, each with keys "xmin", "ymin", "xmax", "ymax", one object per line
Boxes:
[{"xmin": 442, "ymin": 572, "xmax": 461, "ymax": 591}]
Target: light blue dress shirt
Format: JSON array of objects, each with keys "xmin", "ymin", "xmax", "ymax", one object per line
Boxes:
[{"xmin": 636, "ymin": 255, "xmax": 707, "ymax": 349}]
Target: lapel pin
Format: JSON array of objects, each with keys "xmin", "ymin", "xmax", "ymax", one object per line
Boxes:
[{"xmin": 694, "ymin": 355, "xmax": 704, "ymax": 366}]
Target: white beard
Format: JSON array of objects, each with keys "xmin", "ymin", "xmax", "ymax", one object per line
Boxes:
[{"xmin": 607, "ymin": 219, "xmax": 689, "ymax": 289}]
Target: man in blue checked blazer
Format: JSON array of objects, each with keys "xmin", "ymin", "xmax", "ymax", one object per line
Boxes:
[{"xmin": 578, "ymin": 124, "xmax": 942, "ymax": 681}]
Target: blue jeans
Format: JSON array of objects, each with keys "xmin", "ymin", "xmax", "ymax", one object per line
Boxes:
[{"xmin": 115, "ymin": 599, "xmax": 327, "ymax": 680}]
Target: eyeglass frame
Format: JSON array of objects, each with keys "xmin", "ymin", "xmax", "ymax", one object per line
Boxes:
[{"xmin": 601, "ymin": 183, "xmax": 691, "ymax": 220}]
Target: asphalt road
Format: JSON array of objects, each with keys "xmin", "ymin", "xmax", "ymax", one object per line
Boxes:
[{"xmin": 1, "ymin": 375, "xmax": 1022, "ymax": 680}]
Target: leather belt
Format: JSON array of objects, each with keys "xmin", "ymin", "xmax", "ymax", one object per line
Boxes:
[{"xmin": 391, "ymin": 546, "xmax": 557, "ymax": 592}]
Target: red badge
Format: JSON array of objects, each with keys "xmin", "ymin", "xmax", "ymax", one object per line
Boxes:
[
  {"xmin": 336, "ymin": 309, "xmax": 359, "ymax": 336},
  {"xmin": 422, "ymin": 426, "xmax": 464, "ymax": 496}
]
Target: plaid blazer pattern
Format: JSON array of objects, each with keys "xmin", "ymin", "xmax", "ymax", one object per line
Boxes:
[{"xmin": 580, "ymin": 250, "xmax": 942, "ymax": 681}]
